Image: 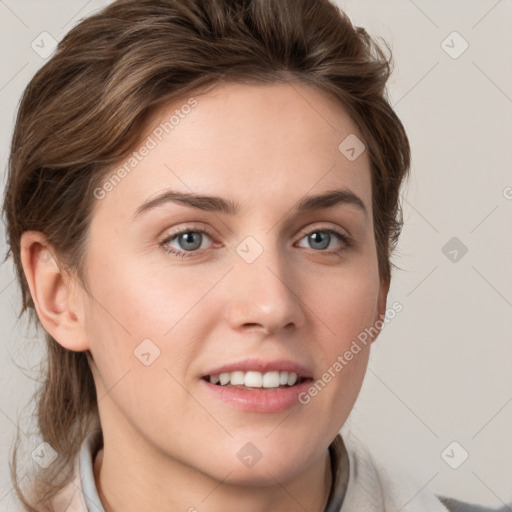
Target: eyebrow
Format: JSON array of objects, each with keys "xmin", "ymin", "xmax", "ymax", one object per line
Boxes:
[{"xmin": 132, "ymin": 187, "xmax": 368, "ymax": 220}]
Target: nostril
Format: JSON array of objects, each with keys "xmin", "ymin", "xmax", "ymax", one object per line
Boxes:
[{"xmin": 243, "ymin": 323, "xmax": 264, "ymax": 330}]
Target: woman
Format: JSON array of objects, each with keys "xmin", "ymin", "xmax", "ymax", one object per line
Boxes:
[{"xmin": 2, "ymin": 0, "xmax": 496, "ymax": 510}]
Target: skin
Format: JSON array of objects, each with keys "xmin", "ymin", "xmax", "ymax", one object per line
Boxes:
[{"xmin": 20, "ymin": 81, "xmax": 388, "ymax": 512}]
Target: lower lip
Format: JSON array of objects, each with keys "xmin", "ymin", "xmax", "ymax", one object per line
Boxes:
[{"xmin": 200, "ymin": 378, "xmax": 313, "ymax": 413}]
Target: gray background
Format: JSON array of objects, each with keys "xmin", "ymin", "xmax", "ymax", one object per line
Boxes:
[{"xmin": 1, "ymin": 0, "xmax": 511, "ymax": 509}]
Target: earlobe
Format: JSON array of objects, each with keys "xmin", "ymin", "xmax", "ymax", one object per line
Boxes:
[{"xmin": 19, "ymin": 231, "xmax": 90, "ymax": 352}]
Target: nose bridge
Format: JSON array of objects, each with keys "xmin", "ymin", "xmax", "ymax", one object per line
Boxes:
[{"xmin": 225, "ymin": 233, "xmax": 305, "ymax": 334}]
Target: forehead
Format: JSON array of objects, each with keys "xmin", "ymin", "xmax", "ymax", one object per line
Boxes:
[{"xmin": 92, "ymin": 81, "xmax": 372, "ymax": 221}]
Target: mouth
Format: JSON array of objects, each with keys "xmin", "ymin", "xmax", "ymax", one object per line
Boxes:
[
  {"xmin": 200, "ymin": 370, "xmax": 313, "ymax": 412},
  {"xmin": 199, "ymin": 359, "xmax": 314, "ymax": 411}
]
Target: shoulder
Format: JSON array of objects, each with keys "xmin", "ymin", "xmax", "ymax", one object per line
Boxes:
[
  {"xmin": 338, "ymin": 433, "xmax": 506, "ymax": 512},
  {"xmin": 438, "ymin": 495, "xmax": 512, "ymax": 512},
  {"xmin": 338, "ymin": 433, "xmax": 449, "ymax": 511}
]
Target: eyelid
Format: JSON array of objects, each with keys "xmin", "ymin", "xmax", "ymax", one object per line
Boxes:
[
  {"xmin": 159, "ymin": 224, "xmax": 216, "ymax": 248},
  {"xmin": 159, "ymin": 221, "xmax": 216, "ymax": 242},
  {"xmin": 297, "ymin": 222, "xmax": 350, "ymax": 239}
]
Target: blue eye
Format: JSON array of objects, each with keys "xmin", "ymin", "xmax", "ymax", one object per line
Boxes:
[
  {"xmin": 297, "ymin": 228, "xmax": 353, "ymax": 252},
  {"xmin": 160, "ymin": 229, "xmax": 212, "ymax": 259},
  {"xmin": 159, "ymin": 226, "xmax": 353, "ymax": 259}
]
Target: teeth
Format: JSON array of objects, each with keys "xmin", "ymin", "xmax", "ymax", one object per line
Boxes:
[
  {"xmin": 263, "ymin": 371, "xmax": 280, "ymax": 388},
  {"xmin": 230, "ymin": 371, "xmax": 245, "ymax": 385},
  {"xmin": 287, "ymin": 372, "xmax": 297, "ymax": 386},
  {"xmin": 208, "ymin": 370, "xmax": 300, "ymax": 388},
  {"xmin": 245, "ymin": 371, "xmax": 262, "ymax": 387},
  {"xmin": 219, "ymin": 373, "xmax": 230, "ymax": 385}
]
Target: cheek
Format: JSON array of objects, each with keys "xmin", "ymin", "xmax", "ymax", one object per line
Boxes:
[
  {"xmin": 301, "ymin": 276, "xmax": 375, "ymax": 428},
  {"xmin": 299, "ymin": 260, "xmax": 379, "ymax": 412},
  {"xmin": 307, "ymin": 262, "xmax": 380, "ymax": 346},
  {"xmin": 84, "ymin": 257, "xmax": 226, "ymax": 375},
  {"xmin": 83, "ymin": 262, "xmax": 230, "ymax": 456}
]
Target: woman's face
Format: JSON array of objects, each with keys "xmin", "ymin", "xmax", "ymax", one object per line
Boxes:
[{"xmin": 82, "ymin": 81, "xmax": 387, "ymax": 484}]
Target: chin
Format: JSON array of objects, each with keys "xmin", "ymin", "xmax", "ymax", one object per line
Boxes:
[{"xmin": 217, "ymin": 460, "xmax": 304, "ymax": 487}]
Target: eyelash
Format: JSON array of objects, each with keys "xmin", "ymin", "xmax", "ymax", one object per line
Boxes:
[{"xmin": 159, "ymin": 225, "xmax": 354, "ymax": 259}]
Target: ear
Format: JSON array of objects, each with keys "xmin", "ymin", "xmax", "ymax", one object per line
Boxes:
[
  {"xmin": 370, "ymin": 276, "xmax": 390, "ymax": 344},
  {"xmin": 19, "ymin": 231, "xmax": 90, "ymax": 352}
]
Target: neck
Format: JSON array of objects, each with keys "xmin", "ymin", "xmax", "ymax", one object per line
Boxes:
[{"xmin": 93, "ymin": 435, "xmax": 333, "ymax": 512}]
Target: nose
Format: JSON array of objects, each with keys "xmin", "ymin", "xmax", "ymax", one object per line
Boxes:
[{"xmin": 224, "ymin": 239, "xmax": 307, "ymax": 336}]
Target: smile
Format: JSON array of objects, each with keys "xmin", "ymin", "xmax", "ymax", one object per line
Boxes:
[{"xmin": 205, "ymin": 370, "xmax": 303, "ymax": 389}]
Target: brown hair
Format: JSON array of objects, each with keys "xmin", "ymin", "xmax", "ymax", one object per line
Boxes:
[{"xmin": 2, "ymin": 0, "xmax": 410, "ymax": 509}]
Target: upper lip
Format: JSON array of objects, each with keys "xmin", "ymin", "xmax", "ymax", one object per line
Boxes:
[{"xmin": 201, "ymin": 358, "xmax": 313, "ymax": 379}]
